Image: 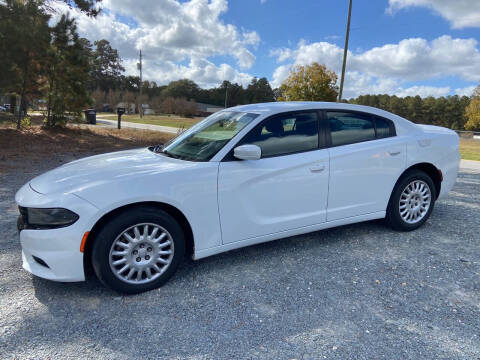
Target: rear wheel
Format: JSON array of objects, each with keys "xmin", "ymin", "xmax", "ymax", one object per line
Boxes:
[
  {"xmin": 386, "ymin": 170, "xmax": 436, "ymax": 231},
  {"xmin": 91, "ymin": 206, "xmax": 185, "ymax": 294}
]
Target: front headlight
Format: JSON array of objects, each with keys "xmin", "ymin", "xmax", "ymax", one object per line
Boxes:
[{"xmin": 25, "ymin": 207, "xmax": 79, "ymax": 229}]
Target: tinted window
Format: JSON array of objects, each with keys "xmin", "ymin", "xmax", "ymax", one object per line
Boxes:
[
  {"xmin": 242, "ymin": 112, "xmax": 319, "ymax": 157},
  {"xmin": 374, "ymin": 116, "xmax": 393, "ymax": 139},
  {"xmin": 327, "ymin": 112, "xmax": 375, "ymax": 146}
]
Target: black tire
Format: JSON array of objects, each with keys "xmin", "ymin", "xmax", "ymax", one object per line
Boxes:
[
  {"xmin": 91, "ymin": 206, "xmax": 185, "ymax": 294},
  {"xmin": 386, "ymin": 169, "xmax": 437, "ymax": 231}
]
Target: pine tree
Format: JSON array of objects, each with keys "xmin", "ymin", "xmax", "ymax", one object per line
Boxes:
[
  {"xmin": 0, "ymin": 0, "xmax": 51, "ymax": 128},
  {"xmin": 44, "ymin": 14, "xmax": 91, "ymax": 126}
]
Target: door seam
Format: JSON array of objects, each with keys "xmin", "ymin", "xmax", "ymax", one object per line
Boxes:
[{"xmin": 216, "ymin": 162, "xmax": 224, "ymax": 245}]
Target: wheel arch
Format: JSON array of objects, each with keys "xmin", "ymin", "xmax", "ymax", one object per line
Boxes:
[
  {"xmin": 83, "ymin": 201, "xmax": 194, "ymax": 278},
  {"xmin": 390, "ymin": 162, "xmax": 442, "ymax": 205}
]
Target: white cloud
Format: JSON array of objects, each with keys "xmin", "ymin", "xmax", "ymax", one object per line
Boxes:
[
  {"xmin": 47, "ymin": 1, "xmax": 480, "ymax": 97},
  {"xmin": 101, "ymin": 0, "xmax": 259, "ymax": 69},
  {"xmin": 396, "ymin": 85, "xmax": 451, "ymax": 98},
  {"xmin": 49, "ymin": 0, "xmax": 259, "ymax": 87},
  {"xmin": 271, "ymin": 36, "xmax": 480, "ymax": 98},
  {"xmin": 341, "ymin": 72, "xmax": 451, "ymax": 99},
  {"xmin": 455, "ymin": 85, "xmax": 476, "ymax": 97},
  {"xmin": 353, "ymin": 36, "xmax": 480, "ymax": 82},
  {"xmin": 269, "ymin": 48, "xmax": 293, "ymax": 63},
  {"xmin": 134, "ymin": 58, "xmax": 254, "ymax": 88},
  {"xmin": 387, "ymin": 0, "xmax": 480, "ymax": 29}
]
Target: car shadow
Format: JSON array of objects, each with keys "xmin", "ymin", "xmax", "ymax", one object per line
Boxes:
[{"xmin": 31, "ymin": 219, "xmax": 387, "ymax": 302}]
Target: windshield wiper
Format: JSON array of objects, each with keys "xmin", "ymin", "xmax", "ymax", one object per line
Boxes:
[
  {"xmin": 161, "ymin": 149, "xmax": 185, "ymax": 160},
  {"xmin": 149, "ymin": 144, "xmax": 189, "ymax": 160},
  {"xmin": 150, "ymin": 144, "xmax": 163, "ymax": 153}
]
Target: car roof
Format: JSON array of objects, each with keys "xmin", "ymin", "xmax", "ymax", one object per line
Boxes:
[
  {"xmin": 228, "ymin": 101, "xmax": 418, "ymax": 135},
  {"xmin": 231, "ymin": 101, "xmax": 383, "ymax": 115}
]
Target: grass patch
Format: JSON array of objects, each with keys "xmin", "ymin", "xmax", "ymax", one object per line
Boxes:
[
  {"xmin": 0, "ymin": 113, "xmax": 46, "ymax": 127},
  {"xmin": 460, "ymin": 138, "xmax": 480, "ymax": 161},
  {"xmin": 97, "ymin": 113, "xmax": 203, "ymax": 129}
]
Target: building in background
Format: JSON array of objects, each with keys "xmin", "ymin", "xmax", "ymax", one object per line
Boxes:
[{"xmin": 196, "ymin": 103, "xmax": 224, "ymax": 116}]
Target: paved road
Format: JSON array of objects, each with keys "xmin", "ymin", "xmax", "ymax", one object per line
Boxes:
[
  {"xmin": 461, "ymin": 159, "xmax": 480, "ymax": 172},
  {"xmin": 0, "ymin": 157, "xmax": 479, "ymax": 359},
  {"xmin": 96, "ymin": 118, "xmax": 180, "ymax": 134}
]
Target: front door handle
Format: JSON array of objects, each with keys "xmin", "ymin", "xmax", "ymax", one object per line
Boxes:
[
  {"xmin": 310, "ymin": 164, "xmax": 325, "ymax": 173},
  {"xmin": 389, "ymin": 151, "xmax": 401, "ymax": 156}
]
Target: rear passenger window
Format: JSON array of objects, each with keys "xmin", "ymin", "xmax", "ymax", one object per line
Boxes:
[
  {"xmin": 242, "ymin": 112, "xmax": 319, "ymax": 157},
  {"xmin": 327, "ymin": 112, "xmax": 375, "ymax": 146},
  {"xmin": 374, "ymin": 116, "xmax": 393, "ymax": 139}
]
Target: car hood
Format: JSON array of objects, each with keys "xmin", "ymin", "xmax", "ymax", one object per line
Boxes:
[{"xmin": 30, "ymin": 148, "xmax": 194, "ymax": 195}]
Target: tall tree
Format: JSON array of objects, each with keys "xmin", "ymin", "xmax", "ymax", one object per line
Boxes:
[
  {"xmin": 91, "ymin": 39, "xmax": 124, "ymax": 93},
  {"xmin": 246, "ymin": 77, "xmax": 275, "ymax": 103},
  {"xmin": 0, "ymin": 0, "xmax": 51, "ymax": 128},
  {"xmin": 44, "ymin": 14, "xmax": 91, "ymax": 126},
  {"xmin": 278, "ymin": 62, "xmax": 338, "ymax": 102},
  {"xmin": 224, "ymin": 81, "xmax": 245, "ymax": 107},
  {"xmin": 120, "ymin": 75, "xmax": 140, "ymax": 92},
  {"xmin": 350, "ymin": 93, "xmax": 471, "ymax": 130},
  {"xmin": 47, "ymin": 0, "xmax": 102, "ymax": 16},
  {"xmin": 465, "ymin": 85, "xmax": 480, "ymax": 131},
  {"xmin": 162, "ymin": 79, "xmax": 200, "ymax": 100},
  {"xmin": 407, "ymin": 96, "xmax": 423, "ymax": 123}
]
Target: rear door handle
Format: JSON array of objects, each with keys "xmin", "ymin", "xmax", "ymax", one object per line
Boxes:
[
  {"xmin": 389, "ymin": 151, "xmax": 401, "ymax": 156},
  {"xmin": 310, "ymin": 164, "xmax": 325, "ymax": 173}
]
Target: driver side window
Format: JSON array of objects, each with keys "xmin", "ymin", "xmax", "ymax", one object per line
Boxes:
[{"xmin": 242, "ymin": 112, "xmax": 319, "ymax": 158}]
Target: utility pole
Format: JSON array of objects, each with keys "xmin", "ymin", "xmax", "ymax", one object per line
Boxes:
[
  {"xmin": 338, "ymin": 0, "xmax": 352, "ymax": 103},
  {"xmin": 138, "ymin": 49, "xmax": 143, "ymax": 118}
]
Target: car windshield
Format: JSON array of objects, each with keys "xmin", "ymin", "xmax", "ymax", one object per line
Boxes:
[{"xmin": 160, "ymin": 111, "xmax": 259, "ymax": 161}]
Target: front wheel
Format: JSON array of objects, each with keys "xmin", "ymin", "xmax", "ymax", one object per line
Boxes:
[
  {"xmin": 386, "ymin": 170, "xmax": 436, "ymax": 231},
  {"xmin": 91, "ymin": 206, "xmax": 185, "ymax": 294}
]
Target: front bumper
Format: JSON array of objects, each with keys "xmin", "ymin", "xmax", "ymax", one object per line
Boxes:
[
  {"xmin": 16, "ymin": 183, "xmax": 99, "ymax": 282},
  {"xmin": 20, "ymin": 227, "xmax": 86, "ymax": 282}
]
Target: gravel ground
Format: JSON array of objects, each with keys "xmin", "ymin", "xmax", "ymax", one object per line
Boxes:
[{"xmin": 0, "ymin": 151, "xmax": 479, "ymax": 360}]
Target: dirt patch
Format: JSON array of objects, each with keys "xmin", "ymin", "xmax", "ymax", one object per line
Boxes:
[{"xmin": 0, "ymin": 125, "xmax": 175, "ymax": 173}]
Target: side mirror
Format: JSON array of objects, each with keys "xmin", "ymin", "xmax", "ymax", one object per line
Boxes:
[{"xmin": 234, "ymin": 144, "xmax": 261, "ymax": 160}]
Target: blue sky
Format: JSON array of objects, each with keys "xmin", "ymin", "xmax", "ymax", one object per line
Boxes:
[
  {"xmin": 52, "ymin": 0, "xmax": 480, "ymax": 98},
  {"xmin": 230, "ymin": 0, "xmax": 480, "ymax": 96}
]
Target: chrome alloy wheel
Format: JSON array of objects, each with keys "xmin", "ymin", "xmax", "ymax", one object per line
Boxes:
[
  {"xmin": 399, "ymin": 180, "xmax": 432, "ymax": 224},
  {"xmin": 109, "ymin": 223, "xmax": 174, "ymax": 285}
]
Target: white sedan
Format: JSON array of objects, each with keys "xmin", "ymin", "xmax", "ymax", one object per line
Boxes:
[{"xmin": 16, "ymin": 102, "xmax": 460, "ymax": 293}]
